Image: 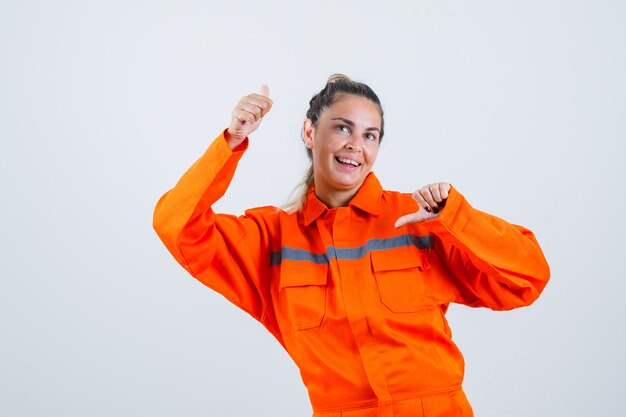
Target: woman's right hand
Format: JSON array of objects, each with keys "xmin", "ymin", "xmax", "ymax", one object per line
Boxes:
[{"xmin": 226, "ymin": 85, "xmax": 272, "ymax": 149}]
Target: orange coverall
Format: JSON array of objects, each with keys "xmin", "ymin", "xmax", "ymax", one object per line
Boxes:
[{"xmin": 153, "ymin": 131, "xmax": 550, "ymax": 417}]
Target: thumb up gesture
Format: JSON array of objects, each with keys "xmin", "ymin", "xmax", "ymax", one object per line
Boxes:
[{"xmin": 226, "ymin": 85, "xmax": 273, "ymax": 149}]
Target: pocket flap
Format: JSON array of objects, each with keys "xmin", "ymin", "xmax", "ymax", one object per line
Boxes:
[
  {"xmin": 279, "ymin": 260, "xmax": 328, "ymax": 289},
  {"xmin": 371, "ymin": 247, "xmax": 428, "ymax": 272}
]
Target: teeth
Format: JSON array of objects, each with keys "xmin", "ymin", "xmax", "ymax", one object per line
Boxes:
[{"xmin": 337, "ymin": 157, "xmax": 360, "ymax": 167}]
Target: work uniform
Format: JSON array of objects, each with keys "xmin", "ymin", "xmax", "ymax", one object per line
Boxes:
[{"xmin": 153, "ymin": 131, "xmax": 550, "ymax": 417}]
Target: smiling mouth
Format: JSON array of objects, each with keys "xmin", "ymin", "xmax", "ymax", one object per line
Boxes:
[{"xmin": 335, "ymin": 157, "xmax": 361, "ymax": 167}]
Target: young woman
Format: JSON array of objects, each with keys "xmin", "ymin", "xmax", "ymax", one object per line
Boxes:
[{"xmin": 153, "ymin": 75, "xmax": 550, "ymax": 417}]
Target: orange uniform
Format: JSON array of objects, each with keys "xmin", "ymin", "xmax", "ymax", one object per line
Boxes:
[{"xmin": 153, "ymin": 131, "xmax": 550, "ymax": 417}]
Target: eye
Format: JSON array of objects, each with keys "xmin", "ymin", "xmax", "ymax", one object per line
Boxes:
[
  {"xmin": 336, "ymin": 125, "xmax": 350, "ymax": 134},
  {"xmin": 365, "ymin": 132, "xmax": 379, "ymax": 141}
]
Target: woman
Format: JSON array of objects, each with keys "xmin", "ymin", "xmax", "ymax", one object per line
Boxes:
[{"xmin": 153, "ymin": 75, "xmax": 550, "ymax": 417}]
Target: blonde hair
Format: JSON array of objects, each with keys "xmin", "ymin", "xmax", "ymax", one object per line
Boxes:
[{"xmin": 283, "ymin": 74, "xmax": 384, "ymax": 213}]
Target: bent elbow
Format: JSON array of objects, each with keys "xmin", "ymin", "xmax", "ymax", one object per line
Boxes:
[
  {"xmin": 152, "ymin": 191, "xmax": 185, "ymax": 255},
  {"xmin": 529, "ymin": 251, "xmax": 551, "ymax": 299},
  {"xmin": 511, "ymin": 245, "xmax": 551, "ymax": 308},
  {"xmin": 153, "ymin": 195, "xmax": 171, "ymax": 241},
  {"xmin": 507, "ymin": 270, "xmax": 551, "ymax": 310}
]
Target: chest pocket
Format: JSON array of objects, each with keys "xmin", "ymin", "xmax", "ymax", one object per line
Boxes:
[
  {"xmin": 279, "ymin": 260, "xmax": 328, "ymax": 330},
  {"xmin": 371, "ymin": 248, "xmax": 434, "ymax": 313}
]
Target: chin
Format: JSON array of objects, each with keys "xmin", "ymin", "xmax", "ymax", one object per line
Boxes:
[{"xmin": 331, "ymin": 176, "xmax": 366, "ymax": 191}]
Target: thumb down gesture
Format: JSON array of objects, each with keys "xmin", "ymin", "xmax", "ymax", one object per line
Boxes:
[{"xmin": 395, "ymin": 183, "xmax": 451, "ymax": 228}]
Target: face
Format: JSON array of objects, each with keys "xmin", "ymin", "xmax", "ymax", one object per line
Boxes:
[{"xmin": 303, "ymin": 94, "xmax": 382, "ymax": 205}]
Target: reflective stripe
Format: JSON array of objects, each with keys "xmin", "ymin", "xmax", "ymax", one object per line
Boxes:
[
  {"xmin": 270, "ymin": 234, "xmax": 432, "ymax": 266},
  {"xmin": 366, "ymin": 234, "xmax": 432, "ymax": 251},
  {"xmin": 271, "ymin": 247, "xmax": 329, "ymax": 265}
]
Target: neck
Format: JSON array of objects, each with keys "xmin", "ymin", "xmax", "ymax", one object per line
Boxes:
[{"xmin": 314, "ymin": 186, "xmax": 359, "ymax": 209}]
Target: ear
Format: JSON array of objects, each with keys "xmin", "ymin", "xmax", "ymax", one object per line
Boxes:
[{"xmin": 302, "ymin": 119, "xmax": 315, "ymax": 149}]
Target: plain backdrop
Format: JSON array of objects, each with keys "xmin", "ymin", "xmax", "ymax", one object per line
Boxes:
[{"xmin": 1, "ymin": 1, "xmax": 625, "ymax": 416}]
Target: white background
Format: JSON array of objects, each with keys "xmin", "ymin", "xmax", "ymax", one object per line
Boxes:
[{"xmin": 1, "ymin": 1, "xmax": 625, "ymax": 416}]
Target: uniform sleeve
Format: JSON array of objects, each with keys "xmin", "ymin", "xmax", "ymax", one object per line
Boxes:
[
  {"xmin": 426, "ymin": 186, "xmax": 550, "ymax": 310},
  {"xmin": 153, "ymin": 130, "xmax": 275, "ymax": 325}
]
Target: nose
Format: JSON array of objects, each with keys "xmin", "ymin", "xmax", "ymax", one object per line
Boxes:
[{"xmin": 345, "ymin": 135, "xmax": 363, "ymax": 152}]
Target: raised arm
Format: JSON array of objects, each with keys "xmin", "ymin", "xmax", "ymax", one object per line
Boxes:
[{"xmin": 153, "ymin": 87, "xmax": 277, "ymax": 323}]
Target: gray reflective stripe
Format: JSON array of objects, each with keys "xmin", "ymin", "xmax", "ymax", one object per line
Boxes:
[
  {"xmin": 270, "ymin": 248, "xmax": 329, "ymax": 266},
  {"xmin": 270, "ymin": 234, "xmax": 432, "ymax": 266},
  {"xmin": 366, "ymin": 234, "xmax": 432, "ymax": 252},
  {"xmin": 272, "ymin": 247, "xmax": 329, "ymax": 265}
]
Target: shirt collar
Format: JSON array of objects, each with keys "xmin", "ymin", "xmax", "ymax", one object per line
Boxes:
[{"xmin": 302, "ymin": 172, "xmax": 383, "ymax": 226}]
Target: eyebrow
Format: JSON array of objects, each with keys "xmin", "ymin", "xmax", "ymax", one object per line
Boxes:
[{"xmin": 331, "ymin": 117, "xmax": 381, "ymax": 133}]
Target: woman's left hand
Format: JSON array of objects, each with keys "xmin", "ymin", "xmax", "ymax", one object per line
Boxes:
[{"xmin": 394, "ymin": 182, "xmax": 451, "ymax": 228}]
